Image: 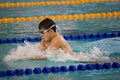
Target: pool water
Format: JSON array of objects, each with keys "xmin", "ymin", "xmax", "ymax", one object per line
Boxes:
[
  {"xmin": 0, "ymin": 37, "xmax": 120, "ymax": 80},
  {"xmin": 0, "ymin": 1, "xmax": 120, "ymax": 80}
]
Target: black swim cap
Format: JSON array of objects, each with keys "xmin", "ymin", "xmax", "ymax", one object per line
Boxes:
[{"xmin": 39, "ymin": 18, "xmax": 56, "ymax": 32}]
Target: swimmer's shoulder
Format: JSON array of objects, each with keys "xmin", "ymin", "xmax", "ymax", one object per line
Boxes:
[
  {"xmin": 57, "ymin": 35, "xmax": 70, "ymax": 47},
  {"xmin": 57, "ymin": 35, "xmax": 67, "ymax": 43},
  {"xmin": 51, "ymin": 35, "xmax": 66, "ymax": 45}
]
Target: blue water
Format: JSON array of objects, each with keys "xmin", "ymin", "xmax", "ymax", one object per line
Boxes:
[
  {"xmin": 0, "ymin": 37, "xmax": 120, "ymax": 80},
  {"xmin": 0, "ymin": 1, "xmax": 120, "ymax": 80}
]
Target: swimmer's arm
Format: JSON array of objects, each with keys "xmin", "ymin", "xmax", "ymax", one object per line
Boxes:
[
  {"xmin": 39, "ymin": 39, "xmax": 47, "ymax": 51},
  {"xmin": 51, "ymin": 36, "xmax": 75, "ymax": 56},
  {"xmin": 29, "ymin": 56, "xmax": 47, "ymax": 60},
  {"xmin": 59, "ymin": 40, "xmax": 75, "ymax": 56},
  {"xmin": 64, "ymin": 45, "xmax": 75, "ymax": 56}
]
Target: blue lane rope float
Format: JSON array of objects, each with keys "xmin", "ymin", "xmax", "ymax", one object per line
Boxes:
[
  {"xmin": 0, "ymin": 62, "xmax": 119, "ymax": 77},
  {"xmin": 0, "ymin": 32, "xmax": 120, "ymax": 44}
]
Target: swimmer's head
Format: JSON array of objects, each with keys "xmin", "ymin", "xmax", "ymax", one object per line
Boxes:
[{"xmin": 38, "ymin": 18, "xmax": 56, "ymax": 32}]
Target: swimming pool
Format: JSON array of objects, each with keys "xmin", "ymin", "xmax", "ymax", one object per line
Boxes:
[{"xmin": 0, "ymin": 0, "xmax": 120, "ymax": 80}]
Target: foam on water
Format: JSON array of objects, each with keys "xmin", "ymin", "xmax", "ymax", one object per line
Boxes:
[{"xmin": 4, "ymin": 41, "xmax": 109, "ymax": 62}]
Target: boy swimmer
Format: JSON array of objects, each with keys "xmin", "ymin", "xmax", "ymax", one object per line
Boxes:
[{"xmin": 30, "ymin": 18, "xmax": 75, "ymax": 60}]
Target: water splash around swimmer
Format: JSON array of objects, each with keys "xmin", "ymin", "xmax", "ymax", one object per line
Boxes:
[{"xmin": 4, "ymin": 41, "xmax": 110, "ymax": 62}]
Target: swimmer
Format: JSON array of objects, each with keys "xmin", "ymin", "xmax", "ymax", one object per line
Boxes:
[{"xmin": 30, "ymin": 18, "xmax": 75, "ymax": 60}]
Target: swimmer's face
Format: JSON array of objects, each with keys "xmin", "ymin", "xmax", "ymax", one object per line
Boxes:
[{"xmin": 39, "ymin": 28, "xmax": 51, "ymax": 41}]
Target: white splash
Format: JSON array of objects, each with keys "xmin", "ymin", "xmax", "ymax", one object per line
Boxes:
[
  {"xmin": 75, "ymin": 47, "xmax": 109, "ymax": 62},
  {"xmin": 4, "ymin": 42, "xmax": 45, "ymax": 61},
  {"xmin": 4, "ymin": 42, "xmax": 109, "ymax": 62}
]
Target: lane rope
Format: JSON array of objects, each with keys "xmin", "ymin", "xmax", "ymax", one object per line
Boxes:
[
  {"xmin": 0, "ymin": 12, "xmax": 120, "ymax": 23},
  {"xmin": 0, "ymin": 0, "xmax": 119, "ymax": 8},
  {"xmin": 0, "ymin": 32, "xmax": 120, "ymax": 44},
  {"xmin": 0, "ymin": 62, "xmax": 119, "ymax": 77}
]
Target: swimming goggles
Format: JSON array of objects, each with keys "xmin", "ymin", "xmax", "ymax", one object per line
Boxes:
[{"xmin": 39, "ymin": 24, "xmax": 55, "ymax": 35}]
